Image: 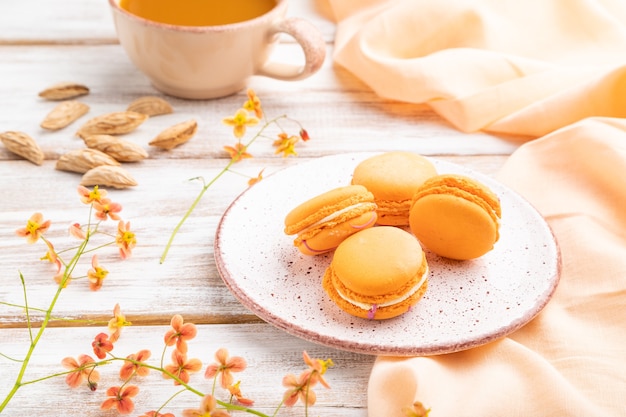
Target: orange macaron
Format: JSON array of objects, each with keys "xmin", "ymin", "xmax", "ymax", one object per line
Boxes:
[
  {"xmin": 351, "ymin": 152, "xmax": 438, "ymax": 226},
  {"xmin": 284, "ymin": 185, "xmax": 378, "ymax": 256},
  {"xmin": 409, "ymin": 174, "xmax": 502, "ymax": 260},
  {"xmin": 322, "ymin": 226, "xmax": 429, "ymax": 320}
]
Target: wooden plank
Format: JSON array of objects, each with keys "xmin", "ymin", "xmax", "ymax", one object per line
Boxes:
[
  {"xmin": 0, "ymin": 323, "xmax": 373, "ymax": 416},
  {"xmin": 0, "ymin": 155, "xmax": 507, "ymax": 328},
  {"xmin": 0, "ymin": 43, "xmax": 521, "ymax": 164},
  {"xmin": 0, "ymin": 2, "xmax": 524, "ymax": 417}
]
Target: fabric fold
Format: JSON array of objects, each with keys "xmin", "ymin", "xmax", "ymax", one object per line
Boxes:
[
  {"xmin": 366, "ymin": 117, "xmax": 626, "ymax": 417},
  {"xmin": 328, "ymin": 0, "xmax": 626, "ymax": 136},
  {"xmin": 321, "ymin": 2, "xmax": 626, "ymax": 414}
]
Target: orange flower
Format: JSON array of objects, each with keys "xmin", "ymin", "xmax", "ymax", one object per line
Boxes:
[
  {"xmin": 120, "ymin": 349, "xmax": 151, "ymax": 380},
  {"xmin": 227, "ymin": 381, "xmax": 254, "ymax": 406},
  {"xmin": 223, "ymin": 142, "xmax": 253, "ymax": 163},
  {"xmin": 282, "ymin": 371, "xmax": 316, "ymax": 407},
  {"xmin": 87, "ymin": 254, "xmax": 109, "ymax": 291},
  {"xmin": 247, "ymin": 169, "xmax": 265, "ymax": 187},
  {"xmin": 41, "ymin": 240, "xmax": 61, "ymax": 273},
  {"xmin": 303, "ymin": 351, "xmax": 333, "ymax": 389},
  {"xmin": 299, "ymin": 128, "xmax": 310, "ymax": 141},
  {"xmin": 68, "ymin": 222, "xmax": 86, "ymax": 240},
  {"xmin": 273, "ymin": 132, "xmax": 299, "ymax": 157},
  {"xmin": 100, "ymin": 385, "xmax": 139, "ymax": 415},
  {"xmin": 93, "ymin": 198, "xmax": 123, "ymax": 221},
  {"xmin": 243, "ymin": 89, "xmax": 263, "ymax": 119},
  {"xmin": 164, "ymin": 350, "xmax": 202, "ymax": 385},
  {"xmin": 403, "ymin": 401, "xmax": 431, "ymax": 417},
  {"xmin": 15, "ymin": 212, "xmax": 51, "ymax": 244},
  {"xmin": 116, "ymin": 221, "xmax": 136, "ymax": 260},
  {"xmin": 78, "ymin": 185, "xmax": 107, "ymax": 204},
  {"xmin": 108, "ymin": 303, "xmax": 131, "ymax": 343},
  {"xmin": 222, "ymin": 108, "xmax": 259, "ymax": 138},
  {"xmin": 163, "ymin": 314, "xmax": 197, "ymax": 354},
  {"xmin": 183, "ymin": 395, "xmax": 230, "ymax": 417},
  {"xmin": 204, "ymin": 348, "xmax": 247, "ymax": 389},
  {"xmin": 61, "ymin": 354, "xmax": 100, "ymax": 389},
  {"xmin": 92, "ymin": 332, "xmax": 114, "ymax": 359},
  {"xmin": 54, "ymin": 271, "xmax": 71, "ymax": 288},
  {"xmin": 139, "ymin": 412, "xmax": 175, "ymax": 417}
]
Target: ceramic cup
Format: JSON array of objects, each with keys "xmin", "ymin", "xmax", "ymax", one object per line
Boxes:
[{"xmin": 108, "ymin": 0, "xmax": 326, "ymax": 99}]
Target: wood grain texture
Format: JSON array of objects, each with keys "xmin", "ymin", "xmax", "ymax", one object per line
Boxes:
[
  {"xmin": 0, "ymin": 155, "xmax": 507, "ymax": 328},
  {"xmin": 0, "ymin": 324, "xmax": 374, "ymax": 417},
  {"xmin": 0, "ymin": 1, "xmax": 521, "ymax": 416}
]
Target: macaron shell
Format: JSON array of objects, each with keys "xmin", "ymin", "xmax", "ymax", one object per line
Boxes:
[
  {"xmin": 322, "ymin": 264, "xmax": 429, "ymax": 320},
  {"xmin": 321, "ymin": 226, "xmax": 429, "ymax": 320},
  {"xmin": 374, "ymin": 199, "xmax": 412, "ymax": 226},
  {"xmin": 351, "ymin": 152, "xmax": 438, "ymax": 201},
  {"xmin": 332, "ymin": 250, "xmax": 428, "ymax": 305},
  {"xmin": 332, "ymin": 226, "xmax": 424, "ymax": 296},
  {"xmin": 410, "ymin": 193, "xmax": 498, "ymax": 260},
  {"xmin": 284, "ymin": 185, "xmax": 374, "ymax": 235},
  {"xmin": 293, "ymin": 210, "xmax": 377, "ymax": 255},
  {"xmin": 351, "ymin": 152, "xmax": 438, "ymax": 226},
  {"xmin": 414, "ymin": 174, "xmax": 501, "ymax": 219}
]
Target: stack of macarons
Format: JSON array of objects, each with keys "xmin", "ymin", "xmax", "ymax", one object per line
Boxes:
[{"xmin": 283, "ymin": 151, "xmax": 502, "ymax": 320}]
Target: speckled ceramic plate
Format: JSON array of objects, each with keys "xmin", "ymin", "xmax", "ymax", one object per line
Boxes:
[{"xmin": 214, "ymin": 153, "xmax": 561, "ymax": 356}]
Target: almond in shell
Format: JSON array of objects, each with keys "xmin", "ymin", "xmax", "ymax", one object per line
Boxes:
[
  {"xmin": 76, "ymin": 111, "xmax": 148, "ymax": 139},
  {"xmin": 83, "ymin": 134, "xmax": 148, "ymax": 162},
  {"xmin": 56, "ymin": 148, "xmax": 120, "ymax": 174},
  {"xmin": 127, "ymin": 96, "xmax": 174, "ymax": 116},
  {"xmin": 149, "ymin": 119, "xmax": 198, "ymax": 150},
  {"xmin": 41, "ymin": 100, "xmax": 90, "ymax": 131},
  {"xmin": 0, "ymin": 131, "xmax": 44, "ymax": 165},
  {"xmin": 38, "ymin": 82, "xmax": 90, "ymax": 101},
  {"xmin": 81, "ymin": 165, "xmax": 137, "ymax": 189}
]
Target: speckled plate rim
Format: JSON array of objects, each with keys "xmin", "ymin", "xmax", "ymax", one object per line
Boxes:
[{"xmin": 214, "ymin": 153, "xmax": 561, "ymax": 356}]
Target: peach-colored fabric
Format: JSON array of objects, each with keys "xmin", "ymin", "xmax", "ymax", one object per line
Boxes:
[
  {"xmin": 322, "ymin": 2, "xmax": 626, "ymax": 414},
  {"xmin": 327, "ymin": 0, "xmax": 626, "ymax": 136},
  {"xmin": 367, "ymin": 118, "xmax": 626, "ymax": 416}
]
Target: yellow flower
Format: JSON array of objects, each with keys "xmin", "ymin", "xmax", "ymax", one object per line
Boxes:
[
  {"xmin": 108, "ymin": 303, "xmax": 131, "ymax": 343},
  {"xmin": 273, "ymin": 132, "xmax": 299, "ymax": 157},
  {"xmin": 116, "ymin": 221, "xmax": 136, "ymax": 260},
  {"xmin": 222, "ymin": 108, "xmax": 259, "ymax": 138},
  {"xmin": 15, "ymin": 212, "xmax": 51, "ymax": 244},
  {"xmin": 303, "ymin": 351, "xmax": 333, "ymax": 389},
  {"xmin": 87, "ymin": 255, "xmax": 109, "ymax": 291},
  {"xmin": 223, "ymin": 143, "xmax": 253, "ymax": 162},
  {"xmin": 243, "ymin": 89, "xmax": 263, "ymax": 119},
  {"xmin": 403, "ymin": 401, "xmax": 431, "ymax": 417},
  {"xmin": 77, "ymin": 185, "xmax": 107, "ymax": 204},
  {"xmin": 41, "ymin": 240, "xmax": 61, "ymax": 273}
]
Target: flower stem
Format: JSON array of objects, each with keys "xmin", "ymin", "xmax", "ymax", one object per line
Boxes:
[
  {"xmin": 0, "ymin": 235, "xmax": 90, "ymax": 413},
  {"xmin": 159, "ymin": 114, "xmax": 287, "ymax": 264},
  {"xmin": 159, "ymin": 161, "xmax": 234, "ymax": 264},
  {"xmin": 19, "ymin": 272, "xmax": 33, "ymax": 343}
]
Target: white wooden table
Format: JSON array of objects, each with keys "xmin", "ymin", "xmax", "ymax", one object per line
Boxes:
[{"xmin": 0, "ymin": 1, "xmax": 520, "ymax": 416}]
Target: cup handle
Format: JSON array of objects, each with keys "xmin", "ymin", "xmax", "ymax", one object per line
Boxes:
[{"xmin": 257, "ymin": 17, "xmax": 326, "ymax": 81}]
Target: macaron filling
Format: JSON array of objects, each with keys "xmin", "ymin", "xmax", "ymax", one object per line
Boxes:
[
  {"xmin": 299, "ymin": 202, "xmax": 376, "ymax": 233},
  {"xmin": 300, "ymin": 210, "xmax": 377, "ymax": 253},
  {"xmin": 334, "ymin": 264, "xmax": 429, "ymax": 318}
]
